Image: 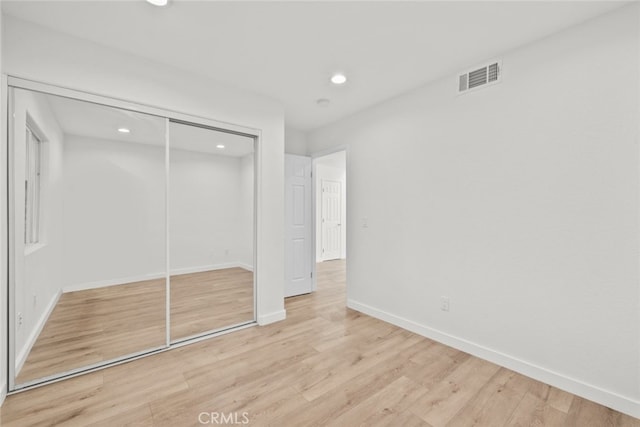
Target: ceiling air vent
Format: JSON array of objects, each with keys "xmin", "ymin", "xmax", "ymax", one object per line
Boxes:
[{"xmin": 458, "ymin": 60, "xmax": 502, "ymax": 94}]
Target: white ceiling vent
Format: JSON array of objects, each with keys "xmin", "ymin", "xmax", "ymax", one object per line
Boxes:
[{"xmin": 458, "ymin": 60, "xmax": 502, "ymax": 94}]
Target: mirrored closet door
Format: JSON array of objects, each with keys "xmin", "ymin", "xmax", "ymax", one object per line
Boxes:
[
  {"xmin": 8, "ymin": 82, "xmax": 258, "ymax": 391},
  {"xmin": 169, "ymin": 121, "xmax": 255, "ymax": 342},
  {"xmin": 9, "ymin": 88, "xmax": 168, "ymax": 388}
]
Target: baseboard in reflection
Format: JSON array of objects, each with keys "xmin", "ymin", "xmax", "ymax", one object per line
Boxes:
[{"xmin": 63, "ymin": 262, "xmax": 255, "ymax": 293}]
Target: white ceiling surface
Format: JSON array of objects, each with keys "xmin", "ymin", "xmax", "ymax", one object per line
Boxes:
[
  {"xmin": 45, "ymin": 92, "xmax": 254, "ymax": 156},
  {"xmin": 3, "ymin": 1, "xmax": 628, "ymax": 131}
]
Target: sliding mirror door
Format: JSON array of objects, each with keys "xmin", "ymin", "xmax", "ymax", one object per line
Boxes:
[
  {"xmin": 10, "ymin": 88, "xmax": 168, "ymax": 388},
  {"xmin": 169, "ymin": 121, "xmax": 255, "ymax": 342},
  {"xmin": 8, "ymin": 81, "xmax": 259, "ymax": 390}
]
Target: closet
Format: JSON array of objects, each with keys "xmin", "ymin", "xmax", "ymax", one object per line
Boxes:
[{"xmin": 8, "ymin": 79, "xmax": 257, "ymax": 391}]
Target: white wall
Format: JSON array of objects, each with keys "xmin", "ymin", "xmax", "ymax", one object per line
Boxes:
[
  {"xmin": 13, "ymin": 90, "xmax": 65, "ymax": 375},
  {"xmin": 285, "ymin": 126, "xmax": 307, "ymax": 156},
  {"xmin": 2, "ymin": 15, "xmax": 286, "ymax": 333},
  {"xmin": 170, "ymin": 148, "xmax": 253, "ymax": 274},
  {"xmin": 315, "ymin": 161, "xmax": 346, "ymax": 261},
  {"xmin": 0, "ymin": 9, "xmax": 7, "ymax": 403},
  {"xmin": 62, "ymin": 137, "xmax": 254, "ymax": 287},
  {"xmin": 63, "ymin": 135, "xmax": 166, "ymax": 288},
  {"xmin": 308, "ymin": 4, "xmax": 640, "ymax": 417}
]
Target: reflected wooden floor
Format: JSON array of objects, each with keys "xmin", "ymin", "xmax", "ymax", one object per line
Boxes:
[
  {"xmin": 16, "ymin": 268, "xmax": 254, "ymax": 384},
  {"xmin": 3, "ymin": 260, "xmax": 638, "ymax": 426},
  {"xmin": 170, "ymin": 267, "xmax": 254, "ymax": 340}
]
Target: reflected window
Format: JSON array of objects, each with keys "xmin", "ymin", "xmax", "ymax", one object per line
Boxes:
[{"xmin": 25, "ymin": 123, "xmax": 43, "ymax": 245}]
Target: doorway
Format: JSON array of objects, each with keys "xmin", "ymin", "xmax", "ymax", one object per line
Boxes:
[
  {"xmin": 283, "ymin": 149, "xmax": 347, "ymax": 298},
  {"xmin": 319, "ymin": 179, "xmax": 342, "ymax": 261},
  {"xmin": 313, "ymin": 150, "xmax": 346, "ymax": 287}
]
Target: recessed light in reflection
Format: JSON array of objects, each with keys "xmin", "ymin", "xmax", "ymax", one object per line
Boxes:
[
  {"xmin": 216, "ymin": 144, "xmax": 225, "ymax": 149},
  {"xmin": 118, "ymin": 128, "xmax": 130, "ymax": 133},
  {"xmin": 330, "ymin": 73, "xmax": 347, "ymax": 85},
  {"xmin": 146, "ymin": 0, "xmax": 169, "ymax": 6}
]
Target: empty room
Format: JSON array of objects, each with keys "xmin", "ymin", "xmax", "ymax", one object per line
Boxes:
[{"xmin": 0, "ymin": 1, "xmax": 639, "ymax": 426}]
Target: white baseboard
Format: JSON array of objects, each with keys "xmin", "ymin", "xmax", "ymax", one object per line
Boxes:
[
  {"xmin": 63, "ymin": 262, "xmax": 256, "ymax": 293},
  {"xmin": 0, "ymin": 381, "xmax": 6, "ymax": 407},
  {"xmin": 347, "ymin": 299, "xmax": 640, "ymax": 419},
  {"xmin": 16, "ymin": 289, "xmax": 62, "ymax": 376},
  {"xmin": 257, "ymin": 309, "xmax": 286, "ymax": 326},
  {"xmin": 170, "ymin": 263, "xmax": 245, "ymax": 276},
  {"xmin": 237, "ymin": 263, "xmax": 254, "ymax": 272},
  {"xmin": 63, "ymin": 272, "xmax": 165, "ymax": 293}
]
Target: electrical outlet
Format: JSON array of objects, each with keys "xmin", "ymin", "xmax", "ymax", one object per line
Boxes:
[
  {"xmin": 17, "ymin": 312, "xmax": 23, "ymax": 328},
  {"xmin": 440, "ymin": 296, "xmax": 450, "ymax": 312},
  {"xmin": 32, "ymin": 294, "xmax": 37, "ymax": 307}
]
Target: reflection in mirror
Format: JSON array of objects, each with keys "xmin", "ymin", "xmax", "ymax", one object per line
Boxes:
[
  {"xmin": 169, "ymin": 121, "xmax": 255, "ymax": 342},
  {"xmin": 11, "ymin": 89, "xmax": 167, "ymax": 386}
]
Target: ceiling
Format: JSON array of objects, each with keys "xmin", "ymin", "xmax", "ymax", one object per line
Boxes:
[
  {"xmin": 42, "ymin": 90, "xmax": 254, "ymax": 156},
  {"xmin": 3, "ymin": 1, "xmax": 628, "ymax": 131}
]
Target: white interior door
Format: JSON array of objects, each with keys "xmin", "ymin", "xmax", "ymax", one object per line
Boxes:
[
  {"xmin": 285, "ymin": 154, "xmax": 312, "ymax": 297},
  {"xmin": 321, "ymin": 179, "xmax": 341, "ymax": 261}
]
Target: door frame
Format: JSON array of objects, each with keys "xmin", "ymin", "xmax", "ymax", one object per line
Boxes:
[{"xmin": 311, "ymin": 146, "xmax": 348, "ymax": 293}]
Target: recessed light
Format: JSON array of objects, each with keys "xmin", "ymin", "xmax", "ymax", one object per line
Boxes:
[
  {"xmin": 216, "ymin": 144, "xmax": 225, "ymax": 149},
  {"xmin": 146, "ymin": 0, "xmax": 168, "ymax": 6},
  {"xmin": 317, "ymin": 98, "xmax": 331, "ymax": 107},
  {"xmin": 118, "ymin": 128, "xmax": 130, "ymax": 133},
  {"xmin": 330, "ymin": 73, "xmax": 347, "ymax": 85}
]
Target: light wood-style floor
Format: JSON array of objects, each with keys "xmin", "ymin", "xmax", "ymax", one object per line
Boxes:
[
  {"xmin": 3, "ymin": 260, "xmax": 638, "ymax": 426},
  {"xmin": 170, "ymin": 267, "xmax": 254, "ymax": 340},
  {"xmin": 17, "ymin": 268, "xmax": 253, "ymax": 384}
]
